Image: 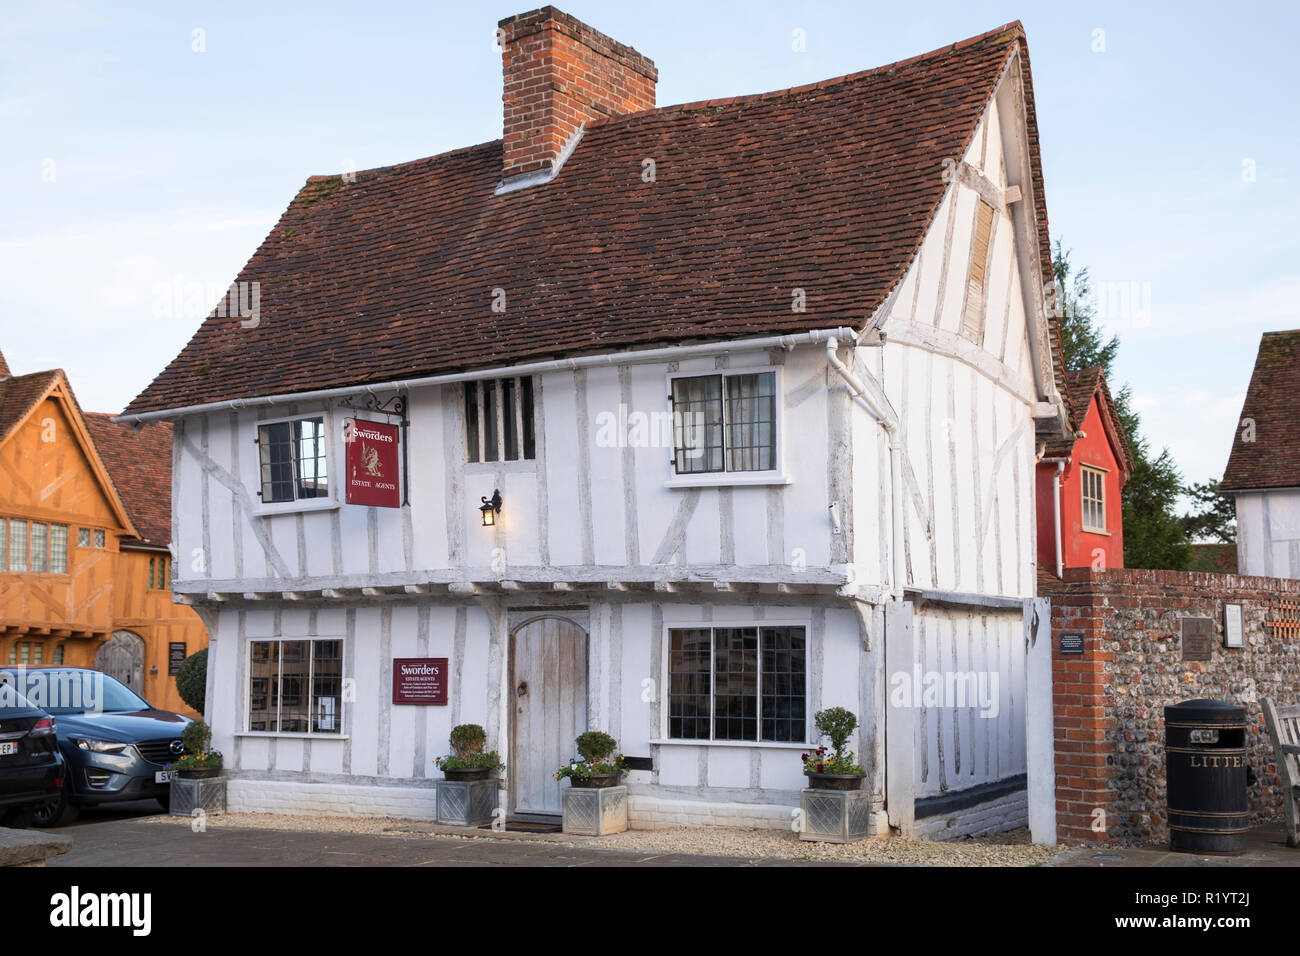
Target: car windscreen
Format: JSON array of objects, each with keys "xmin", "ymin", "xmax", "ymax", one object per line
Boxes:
[
  {"xmin": 0, "ymin": 679, "xmax": 35, "ymax": 712},
  {"xmin": 12, "ymin": 670, "xmax": 149, "ymax": 715}
]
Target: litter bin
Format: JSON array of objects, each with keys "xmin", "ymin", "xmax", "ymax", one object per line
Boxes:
[{"xmin": 1165, "ymin": 699, "xmax": 1248, "ymax": 855}]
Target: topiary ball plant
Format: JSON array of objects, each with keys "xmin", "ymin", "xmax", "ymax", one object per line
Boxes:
[
  {"xmin": 449, "ymin": 724, "xmax": 488, "ymax": 760},
  {"xmin": 174, "ymin": 648, "xmax": 207, "ymax": 715},
  {"xmin": 814, "ymin": 706, "xmax": 858, "ymax": 761},
  {"xmin": 576, "ymin": 730, "xmax": 618, "ymax": 764},
  {"xmin": 181, "ymin": 719, "xmax": 213, "ymax": 755}
]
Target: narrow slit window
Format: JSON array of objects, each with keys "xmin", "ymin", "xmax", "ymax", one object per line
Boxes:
[
  {"xmin": 463, "ymin": 377, "xmax": 537, "ymax": 463},
  {"xmin": 962, "ymin": 199, "xmax": 995, "ymax": 341}
]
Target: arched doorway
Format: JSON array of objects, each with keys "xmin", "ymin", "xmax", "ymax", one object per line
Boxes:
[
  {"xmin": 95, "ymin": 630, "xmax": 146, "ymax": 696},
  {"xmin": 508, "ymin": 615, "xmax": 588, "ymax": 818}
]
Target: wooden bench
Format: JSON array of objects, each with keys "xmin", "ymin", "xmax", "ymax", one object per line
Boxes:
[{"xmin": 1262, "ymin": 697, "xmax": 1300, "ymax": 847}]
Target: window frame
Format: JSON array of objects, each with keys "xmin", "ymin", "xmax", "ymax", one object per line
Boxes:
[
  {"xmin": 0, "ymin": 518, "xmax": 70, "ymax": 575},
  {"xmin": 1079, "ymin": 464, "xmax": 1109, "ymax": 534},
  {"xmin": 656, "ymin": 620, "xmax": 810, "ymax": 747},
  {"xmin": 250, "ymin": 411, "xmax": 341, "ymax": 515},
  {"xmin": 463, "ymin": 376, "xmax": 537, "ymax": 466},
  {"xmin": 240, "ymin": 636, "xmax": 347, "ymax": 738},
  {"xmin": 664, "ymin": 365, "xmax": 789, "ymax": 489}
]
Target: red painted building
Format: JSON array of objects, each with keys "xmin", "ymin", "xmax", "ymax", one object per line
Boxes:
[{"xmin": 1036, "ymin": 367, "xmax": 1133, "ymax": 579}]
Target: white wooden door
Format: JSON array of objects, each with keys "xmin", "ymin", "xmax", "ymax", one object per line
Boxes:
[{"xmin": 510, "ymin": 617, "xmax": 587, "ymax": 816}]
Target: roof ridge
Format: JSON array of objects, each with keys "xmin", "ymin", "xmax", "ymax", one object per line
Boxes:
[
  {"xmin": 304, "ymin": 139, "xmax": 501, "ymax": 185},
  {"xmin": 590, "ymin": 21, "xmax": 1024, "ymax": 127}
]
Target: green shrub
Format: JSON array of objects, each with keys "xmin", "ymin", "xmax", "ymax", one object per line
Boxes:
[
  {"xmin": 814, "ymin": 707, "xmax": 858, "ymax": 760},
  {"xmin": 449, "ymin": 724, "xmax": 487, "ymax": 760},
  {"xmin": 181, "ymin": 719, "xmax": 212, "ymax": 755},
  {"xmin": 575, "ymin": 730, "xmax": 617, "ymax": 763},
  {"xmin": 174, "ymin": 648, "xmax": 207, "ymax": 714}
]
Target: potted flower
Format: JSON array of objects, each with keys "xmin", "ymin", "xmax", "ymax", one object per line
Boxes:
[
  {"xmin": 169, "ymin": 720, "xmax": 223, "ymax": 779},
  {"xmin": 434, "ymin": 723, "xmax": 504, "ymax": 782},
  {"xmin": 801, "ymin": 706, "xmax": 865, "ymax": 790},
  {"xmin": 554, "ymin": 731, "xmax": 628, "ymax": 789}
]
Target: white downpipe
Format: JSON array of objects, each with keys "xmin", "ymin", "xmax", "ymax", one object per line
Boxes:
[
  {"xmin": 114, "ymin": 326, "xmax": 860, "ymax": 424},
  {"xmin": 825, "ymin": 337, "xmax": 905, "ymax": 601},
  {"xmin": 1041, "ymin": 456, "xmax": 1069, "ymax": 578}
]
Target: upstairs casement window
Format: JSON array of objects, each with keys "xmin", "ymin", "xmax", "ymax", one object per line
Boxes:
[
  {"xmin": 0, "ymin": 519, "xmax": 68, "ymax": 573},
  {"xmin": 464, "ymin": 377, "xmax": 536, "ymax": 463},
  {"xmin": 961, "ymin": 199, "xmax": 996, "ymax": 341},
  {"xmin": 77, "ymin": 528, "xmax": 105, "ymax": 549},
  {"xmin": 256, "ymin": 417, "xmax": 329, "ymax": 504},
  {"xmin": 1081, "ymin": 465, "xmax": 1108, "ymax": 533},
  {"xmin": 670, "ymin": 371, "xmax": 777, "ymax": 475},
  {"xmin": 667, "ymin": 625, "xmax": 807, "ymax": 743}
]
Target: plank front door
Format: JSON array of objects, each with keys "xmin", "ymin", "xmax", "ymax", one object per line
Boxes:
[
  {"xmin": 510, "ymin": 617, "xmax": 587, "ymax": 816},
  {"xmin": 96, "ymin": 630, "xmax": 146, "ymax": 696}
]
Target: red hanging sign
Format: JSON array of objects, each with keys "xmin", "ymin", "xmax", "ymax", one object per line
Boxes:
[{"xmin": 345, "ymin": 419, "xmax": 401, "ymax": 508}]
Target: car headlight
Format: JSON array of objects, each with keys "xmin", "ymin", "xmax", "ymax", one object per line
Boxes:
[{"xmin": 71, "ymin": 737, "xmax": 129, "ymax": 754}]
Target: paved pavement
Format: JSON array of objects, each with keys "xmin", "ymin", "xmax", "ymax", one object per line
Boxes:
[
  {"xmin": 1052, "ymin": 824, "xmax": 1297, "ymax": 867},
  {"xmin": 47, "ymin": 815, "xmax": 822, "ymax": 867},
  {"xmin": 29, "ymin": 801, "xmax": 1300, "ymax": 867}
]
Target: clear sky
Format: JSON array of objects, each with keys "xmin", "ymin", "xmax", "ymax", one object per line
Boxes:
[{"xmin": 2, "ymin": 0, "xmax": 1297, "ymax": 492}]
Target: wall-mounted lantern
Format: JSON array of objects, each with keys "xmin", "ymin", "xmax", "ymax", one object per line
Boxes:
[{"xmin": 480, "ymin": 489, "xmax": 503, "ymax": 527}]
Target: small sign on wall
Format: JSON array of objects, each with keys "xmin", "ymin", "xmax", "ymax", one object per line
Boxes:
[
  {"xmin": 168, "ymin": 642, "xmax": 187, "ymax": 676},
  {"xmin": 393, "ymin": 658, "xmax": 448, "ymax": 705},
  {"xmin": 1224, "ymin": 604, "xmax": 1244, "ymax": 648},
  {"xmin": 345, "ymin": 419, "xmax": 401, "ymax": 508},
  {"xmin": 1182, "ymin": 617, "xmax": 1214, "ymax": 662},
  {"xmin": 1058, "ymin": 633, "xmax": 1084, "ymax": 655}
]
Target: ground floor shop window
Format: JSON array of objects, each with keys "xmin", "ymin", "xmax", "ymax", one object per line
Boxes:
[
  {"xmin": 667, "ymin": 625, "xmax": 806, "ymax": 743},
  {"xmin": 247, "ymin": 639, "xmax": 343, "ymax": 734}
]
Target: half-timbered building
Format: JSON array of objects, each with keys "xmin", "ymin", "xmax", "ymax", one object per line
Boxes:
[
  {"xmin": 119, "ymin": 9, "xmax": 1069, "ymax": 837},
  {"xmin": 0, "ymin": 351, "xmax": 206, "ymax": 715}
]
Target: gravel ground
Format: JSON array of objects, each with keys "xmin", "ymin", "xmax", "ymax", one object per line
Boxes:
[{"xmin": 147, "ymin": 812, "xmax": 1065, "ymax": 865}]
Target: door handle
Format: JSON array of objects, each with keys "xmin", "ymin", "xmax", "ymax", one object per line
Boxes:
[{"xmin": 516, "ymin": 680, "xmax": 528, "ymax": 698}]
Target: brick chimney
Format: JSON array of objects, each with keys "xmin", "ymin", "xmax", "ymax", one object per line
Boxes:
[{"xmin": 498, "ymin": 7, "xmax": 656, "ymax": 185}]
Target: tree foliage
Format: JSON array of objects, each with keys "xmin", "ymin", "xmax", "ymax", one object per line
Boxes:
[
  {"xmin": 174, "ymin": 648, "xmax": 207, "ymax": 715},
  {"xmin": 1052, "ymin": 241, "xmax": 1191, "ymax": 570}
]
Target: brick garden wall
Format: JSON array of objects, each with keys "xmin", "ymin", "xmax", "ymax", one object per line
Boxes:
[{"xmin": 1048, "ymin": 568, "xmax": 1300, "ymax": 845}]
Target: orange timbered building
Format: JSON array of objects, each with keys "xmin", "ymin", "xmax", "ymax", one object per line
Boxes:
[{"xmin": 0, "ymin": 351, "xmax": 206, "ymax": 716}]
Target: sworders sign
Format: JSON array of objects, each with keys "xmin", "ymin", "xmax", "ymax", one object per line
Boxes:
[
  {"xmin": 393, "ymin": 658, "xmax": 448, "ymax": 705},
  {"xmin": 345, "ymin": 419, "xmax": 400, "ymax": 507}
]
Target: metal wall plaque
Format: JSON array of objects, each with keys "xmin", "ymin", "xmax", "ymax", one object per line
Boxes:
[
  {"xmin": 1223, "ymin": 604, "xmax": 1244, "ymax": 648},
  {"xmin": 168, "ymin": 642, "xmax": 187, "ymax": 676},
  {"xmin": 1058, "ymin": 633, "xmax": 1084, "ymax": 655},
  {"xmin": 1182, "ymin": 617, "xmax": 1214, "ymax": 662}
]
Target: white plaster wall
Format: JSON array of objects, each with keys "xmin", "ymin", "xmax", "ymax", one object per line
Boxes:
[{"xmin": 1235, "ymin": 490, "xmax": 1300, "ymax": 580}]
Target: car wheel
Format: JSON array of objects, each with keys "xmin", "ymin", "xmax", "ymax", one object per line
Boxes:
[
  {"xmin": 31, "ymin": 787, "xmax": 79, "ymax": 828},
  {"xmin": 156, "ymin": 791, "xmax": 170, "ymax": 812}
]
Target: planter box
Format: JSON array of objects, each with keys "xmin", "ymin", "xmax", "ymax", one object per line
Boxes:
[
  {"xmin": 562, "ymin": 784, "xmax": 628, "ymax": 836},
  {"xmin": 170, "ymin": 776, "xmax": 227, "ymax": 817},
  {"xmin": 799, "ymin": 787, "xmax": 871, "ymax": 843},
  {"xmin": 436, "ymin": 779, "xmax": 499, "ymax": 827}
]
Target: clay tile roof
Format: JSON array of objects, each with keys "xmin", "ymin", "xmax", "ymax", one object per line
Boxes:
[
  {"xmin": 1222, "ymin": 329, "xmax": 1300, "ymax": 491},
  {"xmin": 0, "ymin": 369, "xmax": 62, "ymax": 445},
  {"xmin": 82, "ymin": 414, "xmax": 174, "ymax": 547},
  {"xmin": 0, "ymin": 348, "xmax": 10, "ymax": 379},
  {"xmin": 1042, "ymin": 366, "xmax": 1134, "ymax": 477},
  {"xmin": 125, "ymin": 22, "xmax": 1056, "ymax": 416}
]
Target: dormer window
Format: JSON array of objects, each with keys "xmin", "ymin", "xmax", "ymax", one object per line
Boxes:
[{"xmin": 257, "ymin": 417, "xmax": 329, "ymax": 503}]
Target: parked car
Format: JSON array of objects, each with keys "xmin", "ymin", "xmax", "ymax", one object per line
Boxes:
[
  {"xmin": 13, "ymin": 667, "xmax": 191, "ymax": 827},
  {"xmin": 0, "ymin": 682, "xmax": 64, "ymax": 827}
]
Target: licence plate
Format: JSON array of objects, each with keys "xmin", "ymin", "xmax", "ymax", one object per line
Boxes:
[
  {"xmin": 155, "ymin": 771, "xmax": 176, "ymax": 783},
  {"xmin": 0, "ymin": 742, "xmax": 16, "ymax": 756}
]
